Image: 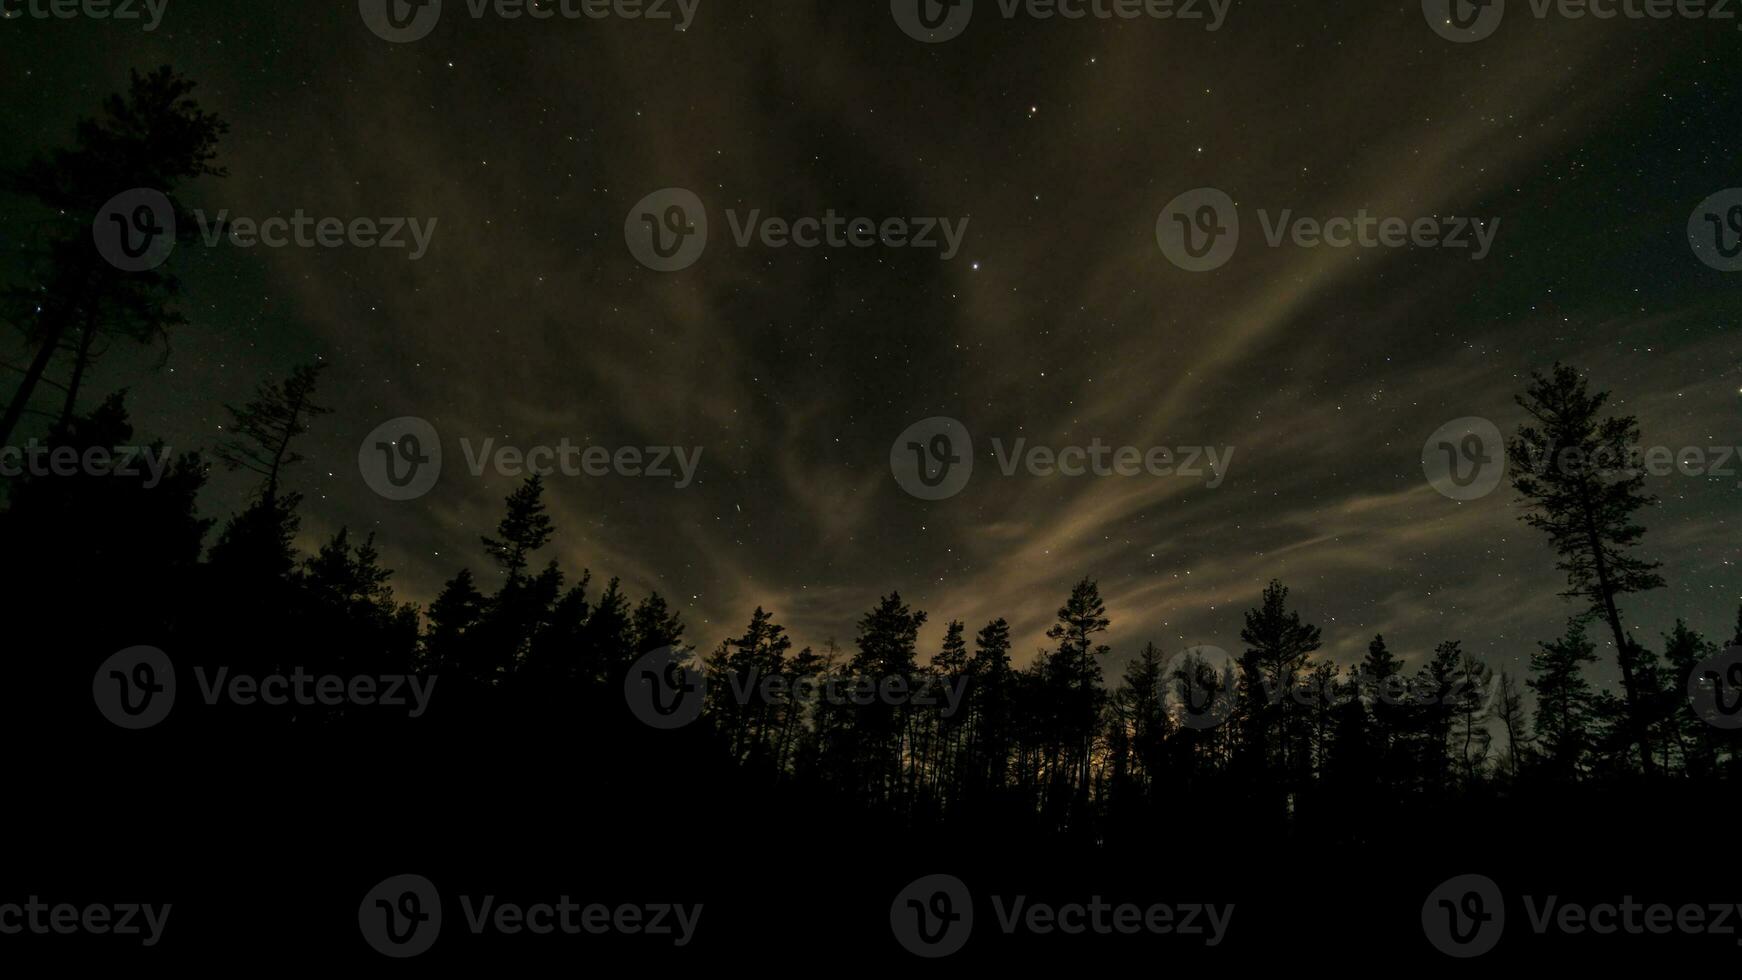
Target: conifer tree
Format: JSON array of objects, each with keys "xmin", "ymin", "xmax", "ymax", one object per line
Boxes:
[
  {"xmin": 207, "ymin": 361, "xmax": 331, "ymax": 597},
  {"xmin": 1493, "ymin": 669, "xmax": 1530, "ymax": 780},
  {"xmin": 631, "ymin": 592, "xmax": 686, "ymax": 654},
  {"xmin": 1662, "ymin": 620, "xmax": 1718, "ymax": 777},
  {"xmin": 1509, "ymin": 363, "xmax": 1664, "ymax": 773},
  {"xmin": 1046, "ymin": 578, "xmax": 1112, "ymax": 820},
  {"xmin": 1415, "ymin": 640, "xmax": 1464, "ymax": 791},
  {"xmin": 215, "ymin": 361, "xmax": 330, "ymax": 505},
  {"xmin": 426, "ymin": 568, "xmax": 486, "ymax": 683},
  {"xmin": 1528, "ymin": 619, "xmax": 1601, "ymax": 780},
  {"xmin": 1451, "ymin": 651, "xmax": 1495, "ymax": 786},
  {"xmin": 965, "ymin": 618, "xmax": 1014, "ymax": 795},
  {"xmin": 1238, "ymin": 580, "xmax": 1322, "ymax": 776},
  {"xmin": 480, "ymin": 474, "xmax": 555, "ymax": 580},
  {"xmin": 1, "ymin": 67, "xmax": 227, "ymax": 444}
]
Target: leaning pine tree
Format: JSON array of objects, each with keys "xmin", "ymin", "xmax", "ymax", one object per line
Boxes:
[{"xmin": 1508, "ymin": 363, "xmax": 1665, "ymax": 775}]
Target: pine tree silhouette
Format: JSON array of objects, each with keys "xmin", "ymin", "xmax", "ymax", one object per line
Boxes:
[
  {"xmin": 1, "ymin": 68, "xmax": 227, "ymax": 445},
  {"xmin": 1509, "ymin": 363, "xmax": 1666, "ymax": 774}
]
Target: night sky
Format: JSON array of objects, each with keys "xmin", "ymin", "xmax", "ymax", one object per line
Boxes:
[{"xmin": 4, "ymin": 0, "xmax": 1738, "ymax": 688}]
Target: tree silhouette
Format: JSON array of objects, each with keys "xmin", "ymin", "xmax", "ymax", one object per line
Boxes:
[
  {"xmin": 1, "ymin": 67, "xmax": 227, "ymax": 445},
  {"xmin": 1529, "ymin": 619, "xmax": 1601, "ymax": 780},
  {"xmin": 425, "ymin": 568, "xmax": 488, "ymax": 686},
  {"xmin": 207, "ymin": 361, "xmax": 331, "ymax": 606},
  {"xmin": 1509, "ymin": 363, "xmax": 1665, "ymax": 774},
  {"xmin": 1451, "ymin": 649, "xmax": 1495, "ymax": 787},
  {"xmin": 215, "ymin": 361, "xmax": 330, "ymax": 504},
  {"xmin": 481, "ymin": 474, "xmax": 555, "ymax": 580},
  {"xmin": 1414, "ymin": 640, "xmax": 1464, "ymax": 794},
  {"xmin": 1044, "ymin": 577, "xmax": 1111, "ymax": 825},
  {"xmin": 1657, "ymin": 620, "xmax": 1718, "ymax": 776},
  {"xmin": 1493, "ymin": 669, "xmax": 1531, "ymax": 781},
  {"xmin": 1237, "ymin": 579, "xmax": 1321, "ymax": 782},
  {"xmin": 964, "ymin": 617, "xmax": 1015, "ymax": 801}
]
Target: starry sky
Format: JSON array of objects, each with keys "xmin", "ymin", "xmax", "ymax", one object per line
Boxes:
[{"xmin": 4, "ymin": 1, "xmax": 1738, "ymax": 688}]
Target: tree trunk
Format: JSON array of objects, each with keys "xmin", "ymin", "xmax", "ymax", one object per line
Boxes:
[
  {"xmin": 1, "ymin": 261, "xmax": 96, "ymax": 447},
  {"xmin": 0, "ymin": 319, "xmax": 70, "ymax": 448},
  {"xmin": 58, "ymin": 306, "xmax": 102, "ymax": 428},
  {"xmin": 1581, "ymin": 500, "xmax": 1659, "ymax": 776}
]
